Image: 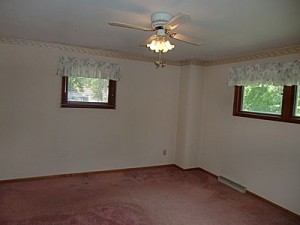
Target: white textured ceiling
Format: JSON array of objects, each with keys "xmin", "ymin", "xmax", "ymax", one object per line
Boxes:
[{"xmin": 0, "ymin": 0, "xmax": 300, "ymax": 61}]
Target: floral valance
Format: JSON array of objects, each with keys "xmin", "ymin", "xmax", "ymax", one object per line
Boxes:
[
  {"xmin": 228, "ymin": 60, "xmax": 300, "ymax": 86},
  {"xmin": 57, "ymin": 55, "xmax": 121, "ymax": 81}
]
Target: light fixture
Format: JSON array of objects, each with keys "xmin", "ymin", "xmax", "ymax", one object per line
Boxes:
[
  {"xmin": 147, "ymin": 37, "xmax": 175, "ymax": 53},
  {"xmin": 154, "ymin": 51, "xmax": 166, "ymax": 68},
  {"xmin": 146, "ymin": 35, "xmax": 174, "ymax": 68}
]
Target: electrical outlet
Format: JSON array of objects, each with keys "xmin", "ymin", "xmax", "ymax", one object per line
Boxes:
[{"xmin": 163, "ymin": 149, "xmax": 167, "ymax": 156}]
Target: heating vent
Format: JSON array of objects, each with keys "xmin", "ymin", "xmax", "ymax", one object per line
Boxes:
[{"xmin": 218, "ymin": 176, "xmax": 247, "ymax": 193}]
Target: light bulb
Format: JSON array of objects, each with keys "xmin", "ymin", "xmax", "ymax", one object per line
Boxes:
[{"xmin": 147, "ymin": 38, "xmax": 175, "ymax": 53}]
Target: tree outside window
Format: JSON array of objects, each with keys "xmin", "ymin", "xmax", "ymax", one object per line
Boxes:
[{"xmin": 61, "ymin": 76, "xmax": 116, "ymax": 109}]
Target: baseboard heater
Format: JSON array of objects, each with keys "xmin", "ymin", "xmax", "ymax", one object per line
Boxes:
[{"xmin": 218, "ymin": 176, "xmax": 247, "ymax": 193}]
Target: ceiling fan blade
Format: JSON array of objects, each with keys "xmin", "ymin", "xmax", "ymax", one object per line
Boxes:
[
  {"xmin": 165, "ymin": 13, "xmax": 191, "ymax": 30},
  {"xmin": 170, "ymin": 33, "xmax": 205, "ymax": 46},
  {"xmin": 144, "ymin": 35, "xmax": 157, "ymax": 45},
  {"xmin": 109, "ymin": 22, "xmax": 154, "ymax": 31},
  {"xmin": 139, "ymin": 35, "xmax": 157, "ymax": 47}
]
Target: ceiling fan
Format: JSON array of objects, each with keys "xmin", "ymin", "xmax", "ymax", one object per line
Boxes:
[{"xmin": 109, "ymin": 12, "xmax": 204, "ymax": 67}]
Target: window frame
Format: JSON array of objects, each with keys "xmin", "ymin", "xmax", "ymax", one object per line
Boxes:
[
  {"xmin": 61, "ymin": 76, "xmax": 116, "ymax": 109},
  {"xmin": 233, "ymin": 85, "xmax": 300, "ymax": 124}
]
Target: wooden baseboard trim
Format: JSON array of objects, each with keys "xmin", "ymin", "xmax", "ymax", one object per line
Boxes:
[
  {"xmin": 196, "ymin": 166, "xmax": 300, "ymax": 218},
  {"xmin": 0, "ymin": 164, "xmax": 175, "ymax": 184},
  {"xmin": 246, "ymin": 190, "xmax": 300, "ymax": 218},
  {"xmin": 173, "ymin": 165, "xmax": 201, "ymax": 171},
  {"xmin": 0, "ymin": 164, "xmax": 208, "ymax": 184},
  {"xmin": 1, "ymin": 164, "xmax": 299, "ymax": 218},
  {"xmin": 197, "ymin": 167, "xmax": 218, "ymax": 178},
  {"xmin": 174, "ymin": 165, "xmax": 218, "ymax": 178}
]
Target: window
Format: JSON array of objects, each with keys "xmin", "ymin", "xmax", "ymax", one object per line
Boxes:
[
  {"xmin": 229, "ymin": 60, "xmax": 300, "ymax": 124},
  {"xmin": 233, "ymin": 85, "xmax": 300, "ymax": 124},
  {"xmin": 61, "ymin": 76, "xmax": 116, "ymax": 109},
  {"xmin": 241, "ymin": 84, "xmax": 284, "ymax": 115},
  {"xmin": 296, "ymin": 85, "xmax": 300, "ymax": 116},
  {"xmin": 57, "ymin": 55, "xmax": 120, "ymax": 109}
]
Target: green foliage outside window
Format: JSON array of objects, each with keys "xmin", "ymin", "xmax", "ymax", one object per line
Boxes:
[
  {"xmin": 242, "ymin": 85, "xmax": 283, "ymax": 115},
  {"xmin": 68, "ymin": 77, "xmax": 109, "ymax": 102},
  {"xmin": 296, "ymin": 85, "xmax": 300, "ymax": 116}
]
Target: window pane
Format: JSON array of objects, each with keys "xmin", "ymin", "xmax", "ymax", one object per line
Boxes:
[
  {"xmin": 296, "ymin": 85, "xmax": 300, "ymax": 116},
  {"xmin": 67, "ymin": 77, "xmax": 109, "ymax": 103},
  {"xmin": 241, "ymin": 84, "xmax": 283, "ymax": 115}
]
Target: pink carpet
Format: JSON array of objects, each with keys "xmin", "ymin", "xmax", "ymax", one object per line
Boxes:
[{"xmin": 0, "ymin": 166, "xmax": 299, "ymax": 225}]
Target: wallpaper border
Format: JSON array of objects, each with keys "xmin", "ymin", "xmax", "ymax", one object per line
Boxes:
[{"xmin": 1, "ymin": 36, "xmax": 299, "ymax": 67}]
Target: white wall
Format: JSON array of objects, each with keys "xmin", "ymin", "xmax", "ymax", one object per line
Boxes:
[
  {"xmin": 176, "ymin": 65, "xmax": 205, "ymax": 169},
  {"xmin": 0, "ymin": 43, "xmax": 180, "ymax": 180},
  {"xmin": 199, "ymin": 53, "xmax": 300, "ymax": 215},
  {"xmin": 1, "ymin": 41, "xmax": 299, "ymax": 215}
]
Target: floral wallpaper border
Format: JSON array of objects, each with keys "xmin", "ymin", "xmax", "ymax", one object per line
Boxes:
[{"xmin": 1, "ymin": 36, "xmax": 300, "ymax": 67}]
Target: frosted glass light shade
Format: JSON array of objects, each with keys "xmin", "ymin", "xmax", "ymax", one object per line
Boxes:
[{"xmin": 147, "ymin": 39, "xmax": 175, "ymax": 53}]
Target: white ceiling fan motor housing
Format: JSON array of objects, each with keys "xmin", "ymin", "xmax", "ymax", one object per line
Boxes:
[{"xmin": 151, "ymin": 12, "xmax": 172, "ymax": 28}]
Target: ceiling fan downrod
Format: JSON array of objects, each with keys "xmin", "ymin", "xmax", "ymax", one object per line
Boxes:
[{"xmin": 155, "ymin": 51, "xmax": 166, "ymax": 68}]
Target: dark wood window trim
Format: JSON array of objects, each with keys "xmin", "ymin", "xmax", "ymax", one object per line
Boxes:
[
  {"xmin": 233, "ymin": 85, "xmax": 300, "ymax": 124},
  {"xmin": 61, "ymin": 76, "xmax": 116, "ymax": 109}
]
